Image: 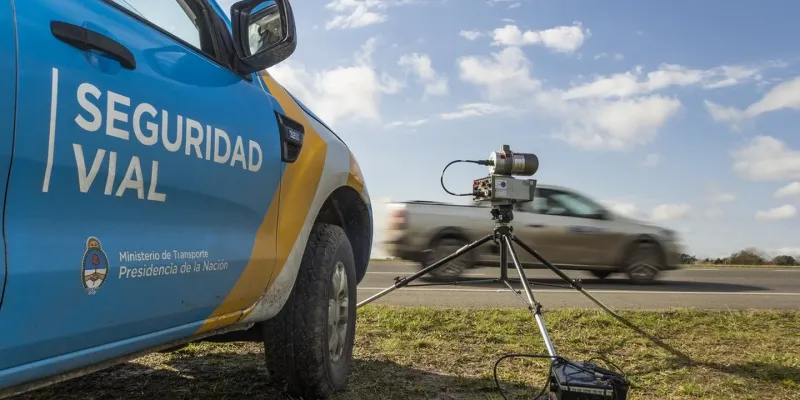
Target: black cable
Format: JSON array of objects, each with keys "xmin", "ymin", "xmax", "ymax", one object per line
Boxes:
[
  {"xmin": 440, "ymin": 159, "xmax": 492, "ymax": 197},
  {"xmin": 494, "ymin": 352, "xmax": 631, "ymax": 400},
  {"xmin": 493, "ymin": 353, "xmax": 557, "ymax": 400},
  {"xmin": 586, "ymin": 356, "xmax": 627, "ymax": 378},
  {"xmin": 585, "ymin": 355, "xmax": 632, "ymax": 392}
]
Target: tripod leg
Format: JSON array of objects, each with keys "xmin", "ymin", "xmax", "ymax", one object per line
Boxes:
[
  {"xmin": 510, "ymin": 235, "xmax": 624, "ymax": 319},
  {"xmin": 500, "ymin": 230, "xmax": 508, "ymax": 282},
  {"xmin": 502, "ymin": 236, "xmax": 557, "ymax": 358},
  {"xmin": 511, "ymin": 235, "xmax": 694, "ymax": 363},
  {"xmin": 357, "ymin": 233, "xmax": 495, "ymax": 308}
]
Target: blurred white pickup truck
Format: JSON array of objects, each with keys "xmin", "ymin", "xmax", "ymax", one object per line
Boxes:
[{"xmin": 383, "ymin": 184, "xmax": 682, "ymax": 284}]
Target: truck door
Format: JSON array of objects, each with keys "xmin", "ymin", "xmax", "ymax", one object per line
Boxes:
[
  {"xmin": 0, "ymin": 0, "xmax": 284, "ymax": 377},
  {"xmin": 513, "ymin": 198, "xmax": 574, "ymax": 266},
  {"xmin": 528, "ymin": 188, "xmax": 613, "ymax": 266},
  {"xmin": 0, "ymin": 2, "xmax": 15, "ymax": 312}
]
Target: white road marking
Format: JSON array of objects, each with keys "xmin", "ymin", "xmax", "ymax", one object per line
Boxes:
[
  {"xmin": 356, "ymin": 287, "xmax": 800, "ymax": 296},
  {"xmin": 775, "ymin": 269, "xmax": 800, "ymax": 272}
]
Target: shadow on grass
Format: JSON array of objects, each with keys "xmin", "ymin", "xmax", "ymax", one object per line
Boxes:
[
  {"xmin": 586, "ymin": 314, "xmax": 800, "ymax": 387},
  {"xmin": 9, "ymin": 353, "xmax": 543, "ymax": 400}
]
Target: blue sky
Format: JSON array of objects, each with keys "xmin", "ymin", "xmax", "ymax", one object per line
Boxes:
[{"xmin": 218, "ymin": 0, "xmax": 800, "ymax": 259}]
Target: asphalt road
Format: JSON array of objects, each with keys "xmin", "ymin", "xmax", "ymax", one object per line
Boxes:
[{"xmin": 357, "ymin": 262, "xmax": 800, "ymax": 310}]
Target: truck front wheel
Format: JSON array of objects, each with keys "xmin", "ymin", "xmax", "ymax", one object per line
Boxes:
[
  {"xmin": 623, "ymin": 241, "xmax": 662, "ymax": 284},
  {"xmin": 262, "ymin": 223, "xmax": 357, "ymax": 399}
]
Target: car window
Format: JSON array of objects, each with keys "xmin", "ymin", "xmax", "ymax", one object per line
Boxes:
[
  {"xmin": 538, "ymin": 189, "xmax": 604, "ymax": 218},
  {"xmin": 110, "ymin": 0, "xmax": 210, "ymax": 55}
]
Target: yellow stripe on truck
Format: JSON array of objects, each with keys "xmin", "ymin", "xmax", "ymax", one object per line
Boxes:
[
  {"xmin": 195, "ymin": 71, "xmax": 328, "ymax": 332},
  {"xmin": 239, "ymin": 71, "xmax": 328, "ymax": 320},
  {"xmin": 347, "ymin": 151, "xmax": 365, "ymax": 194},
  {"xmin": 195, "ymin": 188, "xmax": 281, "ymax": 333}
]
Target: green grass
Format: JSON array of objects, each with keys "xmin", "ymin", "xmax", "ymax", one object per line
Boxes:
[{"xmin": 12, "ymin": 306, "xmax": 800, "ymax": 400}]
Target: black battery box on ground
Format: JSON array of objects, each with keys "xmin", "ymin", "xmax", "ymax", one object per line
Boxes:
[{"xmin": 548, "ymin": 360, "xmax": 629, "ymax": 400}]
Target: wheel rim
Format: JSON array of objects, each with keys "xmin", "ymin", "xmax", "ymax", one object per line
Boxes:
[
  {"xmin": 628, "ymin": 245, "xmax": 661, "ymax": 281},
  {"xmin": 328, "ymin": 261, "xmax": 349, "ymax": 363},
  {"xmin": 428, "ymin": 242, "xmax": 467, "ymax": 277},
  {"xmin": 628, "ymin": 262, "xmax": 658, "ymax": 280}
]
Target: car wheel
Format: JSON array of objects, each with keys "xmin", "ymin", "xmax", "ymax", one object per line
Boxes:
[
  {"xmin": 590, "ymin": 270, "xmax": 612, "ymax": 279},
  {"xmin": 421, "ymin": 237, "xmax": 472, "ymax": 281},
  {"xmin": 262, "ymin": 223, "xmax": 357, "ymax": 399},
  {"xmin": 623, "ymin": 241, "xmax": 662, "ymax": 284}
]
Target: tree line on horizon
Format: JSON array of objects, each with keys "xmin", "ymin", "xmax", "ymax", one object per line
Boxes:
[{"xmin": 681, "ymin": 247, "xmax": 799, "ymax": 266}]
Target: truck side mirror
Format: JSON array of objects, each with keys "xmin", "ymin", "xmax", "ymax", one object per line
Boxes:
[{"xmin": 230, "ymin": 0, "xmax": 297, "ymax": 74}]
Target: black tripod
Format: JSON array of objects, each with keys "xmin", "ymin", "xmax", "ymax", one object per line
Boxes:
[{"xmin": 357, "ymin": 203, "xmax": 631, "ymax": 360}]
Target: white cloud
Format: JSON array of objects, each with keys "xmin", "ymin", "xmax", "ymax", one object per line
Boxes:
[
  {"xmin": 710, "ymin": 192, "xmax": 736, "ymax": 203},
  {"xmin": 508, "ymin": 2, "xmax": 522, "ymax": 9},
  {"xmin": 705, "ymin": 185, "xmax": 736, "ymax": 203},
  {"xmin": 603, "ymin": 201, "xmax": 639, "ymax": 218},
  {"xmin": 755, "ymin": 204, "xmax": 797, "ymax": 221},
  {"xmin": 704, "ymin": 100, "xmax": 746, "ymax": 130},
  {"xmin": 642, "ymin": 153, "xmax": 660, "ymax": 167},
  {"xmin": 549, "ymin": 95, "xmax": 682, "ymax": 151},
  {"xmin": 594, "ymin": 53, "xmax": 624, "ymax": 61},
  {"xmin": 457, "ymin": 47, "xmax": 684, "ymax": 151},
  {"xmin": 775, "ymin": 181, "xmax": 800, "ymax": 199},
  {"xmin": 325, "ymin": 0, "xmax": 388, "ymax": 29},
  {"xmin": 747, "ymin": 75, "xmax": 800, "ymax": 114},
  {"xmin": 731, "ymin": 136, "xmax": 800, "ymax": 181},
  {"xmin": 705, "ymin": 72, "xmax": 798, "ymax": 128},
  {"xmin": 398, "ymin": 53, "xmax": 449, "ymax": 98},
  {"xmin": 460, "ymin": 30, "xmax": 482, "ymax": 40},
  {"xmin": 324, "ymin": 0, "xmax": 419, "ymax": 30},
  {"xmin": 651, "ymin": 203, "xmax": 691, "ymax": 221},
  {"xmin": 456, "ymin": 49, "xmax": 779, "ymax": 152},
  {"xmin": 705, "ymin": 208, "xmax": 724, "ymax": 218},
  {"xmin": 491, "ymin": 23, "xmax": 590, "ymax": 53},
  {"xmin": 438, "ymin": 103, "xmax": 517, "ymax": 119},
  {"xmin": 563, "ymin": 63, "xmax": 771, "ymax": 102},
  {"xmin": 384, "ymin": 118, "xmax": 429, "ymax": 129},
  {"xmin": 458, "ymin": 46, "xmax": 542, "ymax": 101},
  {"xmin": 266, "ymin": 37, "xmax": 402, "ymax": 127}
]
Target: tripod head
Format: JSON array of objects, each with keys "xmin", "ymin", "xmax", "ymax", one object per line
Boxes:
[{"xmin": 490, "ymin": 203, "xmax": 515, "ymax": 225}]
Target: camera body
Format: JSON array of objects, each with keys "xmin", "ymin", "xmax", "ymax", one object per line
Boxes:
[
  {"xmin": 472, "ymin": 174, "xmax": 537, "ymax": 205},
  {"xmin": 472, "ymin": 144, "xmax": 539, "ymax": 205}
]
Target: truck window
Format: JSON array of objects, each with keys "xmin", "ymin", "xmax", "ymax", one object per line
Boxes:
[
  {"xmin": 538, "ymin": 189, "xmax": 604, "ymax": 219},
  {"xmin": 109, "ymin": 0, "xmax": 216, "ymax": 59}
]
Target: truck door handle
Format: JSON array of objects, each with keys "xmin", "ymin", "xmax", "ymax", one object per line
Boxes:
[
  {"xmin": 527, "ymin": 224, "xmax": 545, "ymax": 228},
  {"xmin": 51, "ymin": 21, "xmax": 136, "ymax": 70}
]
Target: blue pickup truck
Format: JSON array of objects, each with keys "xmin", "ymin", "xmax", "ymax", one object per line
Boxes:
[{"xmin": 0, "ymin": 0, "xmax": 373, "ymax": 398}]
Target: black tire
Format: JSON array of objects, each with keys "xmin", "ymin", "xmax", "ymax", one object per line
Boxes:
[
  {"xmin": 421, "ymin": 237, "xmax": 472, "ymax": 281},
  {"xmin": 262, "ymin": 223, "xmax": 357, "ymax": 399},
  {"xmin": 590, "ymin": 270, "xmax": 612, "ymax": 279},
  {"xmin": 623, "ymin": 241, "xmax": 662, "ymax": 284}
]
